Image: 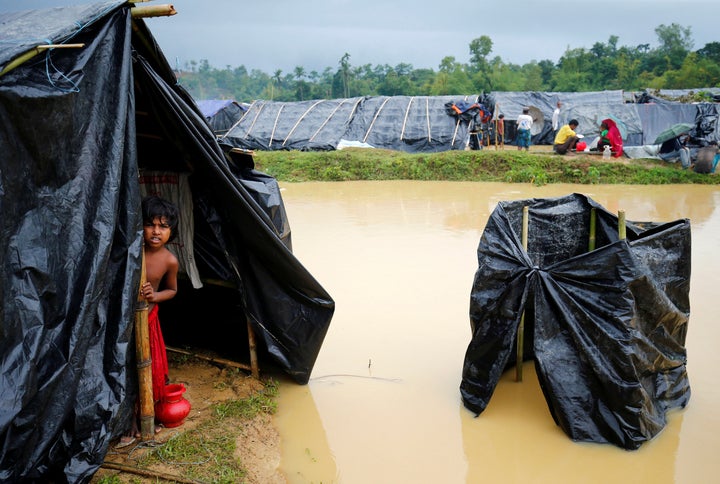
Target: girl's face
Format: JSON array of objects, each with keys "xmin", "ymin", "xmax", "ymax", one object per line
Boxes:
[{"xmin": 143, "ymin": 216, "xmax": 172, "ymax": 249}]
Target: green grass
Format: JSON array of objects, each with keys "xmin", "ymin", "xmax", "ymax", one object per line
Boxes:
[
  {"xmin": 134, "ymin": 379, "xmax": 279, "ymax": 484},
  {"xmin": 252, "ymin": 148, "xmax": 720, "ymax": 186}
]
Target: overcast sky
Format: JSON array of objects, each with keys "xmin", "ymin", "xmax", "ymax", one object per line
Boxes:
[{"xmin": 3, "ymin": 0, "xmax": 719, "ymax": 74}]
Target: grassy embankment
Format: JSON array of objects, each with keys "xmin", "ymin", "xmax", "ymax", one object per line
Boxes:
[{"xmin": 253, "ymin": 148, "xmax": 720, "ymax": 185}]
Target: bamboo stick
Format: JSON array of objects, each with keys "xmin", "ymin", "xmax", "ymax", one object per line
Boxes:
[
  {"xmin": 618, "ymin": 210, "xmax": 626, "ymax": 240},
  {"xmin": 399, "ymin": 96, "xmax": 413, "ymax": 141},
  {"xmin": 494, "ymin": 119, "xmax": 498, "ymax": 150},
  {"xmin": 309, "ymin": 99, "xmax": 346, "ymax": 142},
  {"xmin": 269, "ymin": 103, "xmax": 285, "ymax": 148},
  {"xmin": 0, "ymin": 43, "xmax": 85, "ymax": 78},
  {"xmin": 166, "ymin": 346, "xmax": 253, "ymax": 372},
  {"xmin": 363, "ymin": 97, "xmax": 390, "ymax": 143},
  {"xmin": 247, "ymin": 318, "xmax": 260, "ymax": 378},
  {"xmin": 282, "ymin": 99, "xmax": 323, "ymax": 147},
  {"xmin": 101, "ymin": 462, "xmax": 204, "ymax": 484},
  {"xmin": 134, "ymin": 246, "xmax": 155, "ymax": 441},
  {"xmin": 130, "ymin": 4, "xmax": 177, "ymax": 18},
  {"xmin": 588, "ymin": 208, "xmax": 596, "ymax": 251},
  {"xmin": 36, "ymin": 43, "xmax": 85, "ymax": 51},
  {"xmin": 516, "ymin": 206, "xmax": 529, "ymax": 382}
]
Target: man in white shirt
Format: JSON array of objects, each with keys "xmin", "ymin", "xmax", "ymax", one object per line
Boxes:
[
  {"xmin": 516, "ymin": 108, "xmax": 533, "ymax": 151},
  {"xmin": 552, "ymin": 101, "xmax": 562, "ymax": 132}
]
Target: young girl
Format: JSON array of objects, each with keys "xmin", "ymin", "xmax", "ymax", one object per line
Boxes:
[
  {"xmin": 141, "ymin": 195, "xmax": 179, "ymax": 403},
  {"xmin": 117, "ymin": 196, "xmax": 179, "ymax": 448}
]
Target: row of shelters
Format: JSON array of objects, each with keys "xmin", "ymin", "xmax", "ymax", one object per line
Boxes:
[{"xmin": 215, "ymin": 88, "xmax": 720, "ymax": 157}]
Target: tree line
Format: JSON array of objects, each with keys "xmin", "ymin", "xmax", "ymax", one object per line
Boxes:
[{"xmin": 176, "ymin": 23, "xmax": 720, "ymax": 103}]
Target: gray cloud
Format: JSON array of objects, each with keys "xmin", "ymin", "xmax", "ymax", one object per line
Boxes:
[{"xmin": 3, "ymin": 0, "xmax": 718, "ymax": 74}]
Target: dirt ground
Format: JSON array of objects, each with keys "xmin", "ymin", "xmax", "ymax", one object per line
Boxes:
[{"xmin": 94, "ymin": 355, "xmax": 285, "ymax": 483}]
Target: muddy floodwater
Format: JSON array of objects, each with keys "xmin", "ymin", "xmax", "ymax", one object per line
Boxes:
[{"xmin": 272, "ymin": 181, "xmax": 720, "ymax": 484}]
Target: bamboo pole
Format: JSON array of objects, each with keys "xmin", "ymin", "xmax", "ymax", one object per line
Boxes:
[
  {"xmin": 130, "ymin": 4, "xmax": 177, "ymax": 18},
  {"xmin": 101, "ymin": 462, "xmax": 204, "ymax": 484},
  {"xmin": 166, "ymin": 346, "xmax": 253, "ymax": 372},
  {"xmin": 516, "ymin": 206, "xmax": 529, "ymax": 382},
  {"xmin": 588, "ymin": 208, "xmax": 597, "ymax": 251},
  {"xmin": 282, "ymin": 99, "xmax": 323, "ymax": 147},
  {"xmin": 0, "ymin": 43, "xmax": 85, "ymax": 78},
  {"xmin": 134, "ymin": 246, "xmax": 155, "ymax": 441},
  {"xmin": 494, "ymin": 119, "xmax": 498, "ymax": 150},
  {"xmin": 363, "ymin": 97, "xmax": 390, "ymax": 143},
  {"xmin": 618, "ymin": 210, "xmax": 626, "ymax": 240},
  {"xmin": 247, "ymin": 318, "xmax": 260, "ymax": 379}
]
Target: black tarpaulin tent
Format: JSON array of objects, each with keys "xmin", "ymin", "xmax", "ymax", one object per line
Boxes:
[
  {"xmin": 196, "ymin": 99, "xmax": 246, "ymax": 136},
  {"xmin": 460, "ymin": 193, "xmax": 691, "ymax": 450},
  {"xmin": 0, "ymin": 2, "xmax": 333, "ymax": 482},
  {"xmin": 223, "ymin": 95, "xmax": 482, "ymax": 152},
  {"xmin": 223, "ymin": 97, "xmax": 366, "ymax": 151}
]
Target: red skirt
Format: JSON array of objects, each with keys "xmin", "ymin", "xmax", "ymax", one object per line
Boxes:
[{"xmin": 148, "ymin": 304, "xmax": 168, "ymax": 402}]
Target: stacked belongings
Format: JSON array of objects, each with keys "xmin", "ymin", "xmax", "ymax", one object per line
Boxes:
[{"xmin": 460, "ymin": 193, "xmax": 691, "ymax": 450}]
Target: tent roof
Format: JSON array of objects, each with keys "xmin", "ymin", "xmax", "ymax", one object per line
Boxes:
[{"xmin": 0, "ymin": 1, "xmax": 125, "ymax": 72}]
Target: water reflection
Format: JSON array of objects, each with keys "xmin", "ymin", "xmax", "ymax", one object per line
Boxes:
[{"xmin": 275, "ymin": 181, "xmax": 720, "ymax": 484}]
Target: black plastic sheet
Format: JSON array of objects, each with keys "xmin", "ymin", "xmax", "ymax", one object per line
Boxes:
[
  {"xmin": 0, "ymin": 3, "xmax": 334, "ymax": 482},
  {"xmin": 460, "ymin": 193, "xmax": 691, "ymax": 450}
]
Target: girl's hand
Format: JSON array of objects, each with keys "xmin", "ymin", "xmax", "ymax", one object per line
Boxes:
[{"xmin": 141, "ymin": 282, "xmax": 155, "ymax": 302}]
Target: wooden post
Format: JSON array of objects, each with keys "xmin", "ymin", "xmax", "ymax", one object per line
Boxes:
[
  {"xmin": 588, "ymin": 208, "xmax": 597, "ymax": 251},
  {"xmin": 516, "ymin": 206, "xmax": 529, "ymax": 382},
  {"xmin": 247, "ymin": 318, "xmax": 260, "ymax": 379},
  {"xmin": 134, "ymin": 246, "xmax": 155, "ymax": 440},
  {"xmin": 494, "ymin": 119, "xmax": 498, "ymax": 150},
  {"xmin": 618, "ymin": 210, "xmax": 626, "ymax": 240}
]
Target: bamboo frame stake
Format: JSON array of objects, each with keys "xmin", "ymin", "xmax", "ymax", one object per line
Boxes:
[
  {"xmin": 130, "ymin": 4, "xmax": 177, "ymax": 18},
  {"xmin": 516, "ymin": 206, "xmax": 529, "ymax": 382},
  {"xmin": 494, "ymin": 119, "xmax": 498, "ymax": 150},
  {"xmin": 588, "ymin": 208, "xmax": 597, "ymax": 251},
  {"xmin": 167, "ymin": 346, "xmax": 254, "ymax": 372},
  {"xmin": 101, "ymin": 462, "xmax": 204, "ymax": 484},
  {"xmin": 618, "ymin": 210, "xmax": 626, "ymax": 240},
  {"xmin": 247, "ymin": 318, "xmax": 260, "ymax": 378},
  {"xmin": 134, "ymin": 246, "xmax": 155, "ymax": 441},
  {"xmin": 0, "ymin": 43, "xmax": 85, "ymax": 78}
]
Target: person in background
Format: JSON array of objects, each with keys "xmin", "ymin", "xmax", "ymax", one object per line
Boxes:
[
  {"xmin": 693, "ymin": 142, "xmax": 719, "ymax": 174},
  {"xmin": 496, "ymin": 114, "xmax": 505, "ymax": 148},
  {"xmin": 596, "ymin": 119, "xmax": 623, "ymax": 158},
  {"xmin": 552, "ymin": 101, "xmax": 562, "ymax": 133},
  {"xmin": 516, "ymin": 108, "xmax": 533, "ymax": 151},
  {"xmin": 553, "ymin": 119, "xmax": 580, "ymax": 155}
]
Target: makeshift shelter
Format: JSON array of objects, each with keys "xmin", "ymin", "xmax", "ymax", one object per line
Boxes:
[
  {"xmin": 222, "ymin": 94, "xmax": 483, "ymax": 152},
  {"xmin": 196, "ymin": 99, "xmax": 246, "ymax": 136},
  {"xmin": 460, "ymin": 193, "xmax": 690, "ymax": 450},
  {"xmin": 219, "ymin": 88, "xmax": 720, "ymax": 156},
  {"xmin": 0, "ymin": 2, "xmax": 334, "ymax": 482}
]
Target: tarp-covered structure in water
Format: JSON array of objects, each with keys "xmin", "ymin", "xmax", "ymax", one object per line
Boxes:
[
  {"xmin": 0, "ymin": 3, "xmax": 334, "ymax": 482},
  {"xmin": 460, "ymin": 193, "xmax": 691, "ymax": 450}
]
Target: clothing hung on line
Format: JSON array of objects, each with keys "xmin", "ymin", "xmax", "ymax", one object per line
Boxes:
[{"xmin": 139, "ymin": 171, "xmax": 203, "ymax": 289}]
